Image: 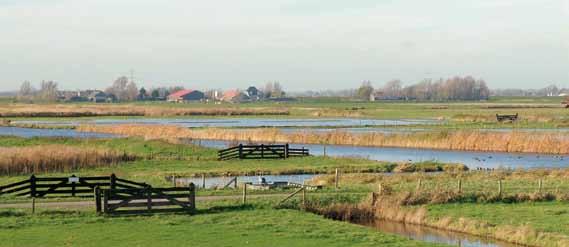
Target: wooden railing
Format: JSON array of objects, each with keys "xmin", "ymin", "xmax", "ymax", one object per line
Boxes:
[
  {"xmin": 218, "ymin": 144, "xmax": 309, "ymax": 160},
  {"xmin": 95, "ymin": 184, "xmax": 196, "ymax": 215},
  {"xmin": 0, "ymin": 174, "xmax": 148, "ymax": 198}
]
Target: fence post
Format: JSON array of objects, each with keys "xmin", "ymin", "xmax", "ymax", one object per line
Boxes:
[
  {"xmin": 110, "ymin": 174, "xmax": 117, "ymax": 190},
  {"xmin": 498, "ymin": 180, "xmax": 502, "ymax": 196},
  {"xmin": 378, "ymin": 183, "xmax": 383, "ymax": 196},
  {"xmin": 323, "ymin": 145, "xmax": 327, "ymax": 157},
  {"xmin": 457, "ymin": 179, "xmax": 462, "ymax": 193},
  {"xmin": 146, "ymin": 188, "xmax": 152, "ymax": 211},
  {"xmin": 172, "ymin": 176, "xmax": 177, "ymax": 187},
  {"xmin": 234, "ymin": 177, "xmax": 238, "ymax": 189},
  {"xmin": 103, "ymin": 189, "xmax": 109, "ymax": 214},
  {"xmin": 261, "ymin": 144, "xmax": 264, "ymax": 158},
  {"xmin": 371, "ymin": 192, "xmax": 377, "ymax": 206},
  {"xmin": 285, "ymin": 144, "xmax": 289, "ymax": 159},
  {"xmin": 189, "ymin": 183, "xmax": 196, "ymax": 211},
  {"xmin": 30, "ymin": 175, "xmax": 36, "ymax": 198},
  {"xmin": 335, "ymin": 168, "xmax": 339, "ymax": 190},
  {"xmin": 538, "ymin": 179, "xmax": 543, "ymax": 193},
  {"xmin": 242, "ymin": 183, "xmax": 247, "ymax": 204},
  {"xmin": 71, "ymin": 174, "xmax": 76, "ymax": 197},
  {"xmin": 202, "ymin": 174, "xmax": 206, "ymax": 189},
  {"xmin": 31, "ymin": 197, "xmax": 35, "ymax": 214},
  {"xmin": 94, "ymin": 186, "xmax": 101, "ymax": 214},
  {"xmin": 302, "ymin": 187, "xmax": 306, "ymax": 208},
  {"xmin": 238, "ymin": 144, "xmax": 243, "ymax": 159}
]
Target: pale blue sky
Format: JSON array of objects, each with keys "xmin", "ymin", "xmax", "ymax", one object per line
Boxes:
[{"xmin": 0, "ymin": 0, "xmax": 567, "ymax": 91}]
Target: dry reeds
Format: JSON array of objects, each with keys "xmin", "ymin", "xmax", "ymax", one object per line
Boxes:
[
  {"xmin": 0, "ymin": 145, "xmax": 137, "ymax": 175},
  {"xmin": 79, "ymin": 124, "xmax": 569, "ymax": 154},
  {"xmin": 0, "ymin": 104, "xmax": 289, "ymax": 118}
]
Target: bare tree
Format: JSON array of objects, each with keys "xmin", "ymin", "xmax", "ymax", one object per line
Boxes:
[
  {"xmin": 17, "ymin": 81, "xmax": 35, "ymax": 102},
  {"xmin": 125, "ymin": 81, "xmax": 138, "ymax": 101},
  {"xmin": 357, "ymin": 81, "xmax": 374, "ymax": 100},
  {"xmin": 106, "ymin": 76, "xmax": 129, "ymax": 101},
  {"xmin": 38, "ymin": 81, "xmax": 58, "ymax": 102},
  {"xmin": 383, "ymin": 80, "xmax": 403, "ymax": 98},
  {"xmin": 263, "ymin": 82, "xmax": 274, "ymax": 98}
]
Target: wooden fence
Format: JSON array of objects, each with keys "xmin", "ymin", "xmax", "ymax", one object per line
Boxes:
[
  {"xmin": 0, "ymin": 174, "xmax": 148, "ymax": 198},
  {"xmin": 496, "ymin": 113, "xmax": 518, "ymax": 122},
  {"xmin": 218, "ymin": 144, "xmax": 309, "ymax": 160},
  {"xmin": 95, "ymin": 184, "xmax": 196, "ymax": 215}
]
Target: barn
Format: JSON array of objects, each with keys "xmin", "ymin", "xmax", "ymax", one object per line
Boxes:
[{"xmin": 167, "ymin": 89, "xmax": 205, "ymax": 103}]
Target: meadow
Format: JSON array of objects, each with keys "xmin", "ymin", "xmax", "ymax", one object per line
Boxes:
[
  {"xmin": 0, "ymin": 199, "xmax": 445, "ymax": 247},
  {"xmin": 0, "ymin": 96, "xmax": 568, "ymax": 128},
  {"xmin": 1, "ymin": 136, "xmax": 569, "ymax": 246}
]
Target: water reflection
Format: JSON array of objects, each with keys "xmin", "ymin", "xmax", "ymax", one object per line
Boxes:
[
  {"xmin": 185, "ymin": 139, "xmax": 569, "ymax": 169},
  {"xmin": 0, "ymin": 126, "xmax": 116, "ymax": 138},
  {"xmin": 362, "ymin": 220, "xmax": 521, "ymax": 247},
  {"xmin": 171, "ymin": 174, "xmax": 317, "ymax": 189}
]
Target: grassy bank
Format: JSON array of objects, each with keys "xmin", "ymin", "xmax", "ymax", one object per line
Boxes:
[
  {"xmin": 79, "ymin": 124, "xmax": 569, "ymax": 154},
  {"xmin": 305, "ymin": 170, "xmax": 569, "ymax": 246},
  {"xmin": 0, "ymin": 200, "xmax": 442, "ymax": 247}
]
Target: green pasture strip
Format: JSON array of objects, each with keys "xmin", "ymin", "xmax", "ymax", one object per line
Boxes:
[
  {"xmin": 0, "ymin": 200, "xmax": 441, "ymax": 247},
  {"xmin": 426, "ymin": 201, "xmax": 569, "ymax": 236}
]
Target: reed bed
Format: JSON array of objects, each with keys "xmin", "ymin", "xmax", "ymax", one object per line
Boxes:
[
  {"xmin": 0, "ymin": 145, "xmax": 137, "ymax": 175},
  {"xmin": 0, "ymin": 104, "xmax": 289, "ymax": 117},
  {"xmin": 79, "ymin": 124, "xmax": 569, "ymax": 154}
]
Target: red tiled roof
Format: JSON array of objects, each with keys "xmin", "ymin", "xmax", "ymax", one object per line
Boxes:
[
  {"xmin": 168, "ymin": 89, "xmax": 194, "ymax": 98},
  {"xmin": 222, "ymin": 89, "xmax": 240, "ymax": 101}
]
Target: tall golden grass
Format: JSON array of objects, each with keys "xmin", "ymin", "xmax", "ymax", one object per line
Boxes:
[
  {"xmin": 0, "ymin": 145, "xmax": 137, "ymax": 175},
  {"xmin": 0, "ymin": 104, "xmax": 289, "ymax": 117},
  {"xmin": 78, "ymin": 124, "xmax": 569, "ymax": 154}
]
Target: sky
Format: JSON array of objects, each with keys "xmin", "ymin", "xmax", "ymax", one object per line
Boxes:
[{"xmin": 0, "ymin": 0, "xmax": 568, "ymax": 91}]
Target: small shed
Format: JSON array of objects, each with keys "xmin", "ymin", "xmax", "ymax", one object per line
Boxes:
[{"xmin": 167, "ymin": 89, "xmax": 205, "ymax": 103}]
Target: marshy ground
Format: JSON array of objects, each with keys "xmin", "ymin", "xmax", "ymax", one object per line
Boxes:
[{"xmin": 1, "ymin": 97, "xmax": 568, "ymax": 246}]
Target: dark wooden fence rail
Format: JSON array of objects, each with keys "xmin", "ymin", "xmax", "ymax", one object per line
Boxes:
[
  {"xmin": 95, "ymin": 184, "xmax": 196, "ymax": 215},
  {"xmin": 496, "ymin": 113, "xmax": 518, "ymax": 122},
  {"xmin": 0, "ymin": 174, "xmax": 148, "ymax": 198},
  {"xmin": 218, "ymin": 144, "xmax": 309, "ymax": 160}
]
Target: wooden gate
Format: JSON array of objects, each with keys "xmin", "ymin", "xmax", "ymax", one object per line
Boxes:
[
  {"xmin": 218, "ymin": 144, "xmax": 309, "ymax": 160},
  {"xmin": 95, "ymin": 184, "xmax": 196, "ymax": 215}
]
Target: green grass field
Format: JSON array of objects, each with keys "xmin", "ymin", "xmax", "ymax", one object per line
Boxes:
[
  {"xmin": 0, "ymin": 200, "xmax": 441, "ymax": 247},
  {"xmin": 427, "ymin": 201, "xmax": 569, "ymax": 236}
]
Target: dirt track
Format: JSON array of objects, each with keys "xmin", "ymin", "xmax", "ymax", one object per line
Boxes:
[{"xmin": 0, "ymin": 193, "xmax": 288, "ymax": 209}]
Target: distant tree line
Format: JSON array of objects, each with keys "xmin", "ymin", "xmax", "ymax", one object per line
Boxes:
[
  {"xmin": 17, "ymin": 81, "xmax": 59, "ymax": 102},
  {"xmin": 355, "ymin": 76, "xmax": 490, "ymax": 101},
  {"xmin": 492, "ymin": 84, "xmax": 568, "ymax": 97}
]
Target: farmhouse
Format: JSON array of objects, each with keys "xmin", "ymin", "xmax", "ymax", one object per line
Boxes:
[
  {"xmin": 167, "ymin": 89, "xmax": 205, "ymax": 103},
  {"xmin": 88, "ymin": 91, "xmax": 115, "ymax": 103},
  {"xmin": 221, "ymin": 89, "xmax": 250, "ymax": 103}
]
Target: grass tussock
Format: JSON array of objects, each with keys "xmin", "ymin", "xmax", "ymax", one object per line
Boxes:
[
  {"xmin": 0, "ymin": 145, "xmax": 137, "ymax": 175},
  {"xmin": 0, "ymin": 104, "xmax": 289, "ymax": 117},
  {"xmin": 79, "ymin": 124, "xmax": 569, "ymax": 154}
]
